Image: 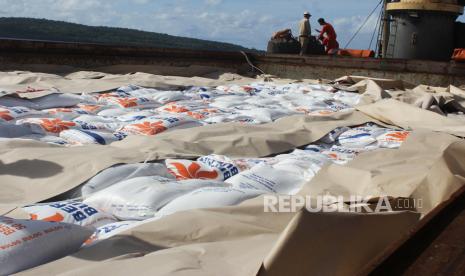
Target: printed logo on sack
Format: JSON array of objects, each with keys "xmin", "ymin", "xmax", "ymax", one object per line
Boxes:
[
  {"xmin": 47, "ymin": 108, "xmax": 74, "ymax": 114},
  {"xmin": 0, "ymin": 110, "xmax": 14, "ymax": 121},
  {"xmin": 33, "ymin": 202, "xmax": 100, "ymax": 223},
  {"xmin": 40, "ymin": 119, "xmax": 76, "ymax": 133},
  {"xmin": 198, "ymin": 156, "xmax": 240, "ymax": 180},
  {"xmin": 169, "ymin": 162, "xmax": 219, "ymax": 180},
  {"xmin": 124, "ymin": 121, "xmax": 168, "ymax": 135},
  {"xmin": 116, "ymin": 98, "xmax": 138, "ymax": 108},
  {"xmin": 29, "ymin": 213, "xmax": 65, "ymax": 222},
  {"xmin": 77, "ymin": 105, "xmax": 102, "ymax": 113},
  {"xmin": 384, "ymin": 131, "xmax": 410, "ymax": 142},
  {"xmin": 163, "ymin": 104, "xmax": 189, "ymax": 113}
]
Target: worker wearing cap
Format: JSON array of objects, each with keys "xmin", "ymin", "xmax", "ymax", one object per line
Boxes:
[
  {"xmin": 316, "ymin": 18, "xmax": 339, "ymax": 54},
  {"xmin": 299, "ymin": 11, "xmax": 312, "ymax": 55}
]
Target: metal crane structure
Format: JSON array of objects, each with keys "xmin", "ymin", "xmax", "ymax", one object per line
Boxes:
[{"xmin": 381, "ymin": 0, "xmax": 465, "ymax": 60}]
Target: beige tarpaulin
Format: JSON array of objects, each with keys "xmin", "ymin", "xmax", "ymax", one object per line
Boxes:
[
  {"xmin": 0, "ymin": 70, "xmax": 257, "ymax": 98},
  {"xmin": 1, "ymin": 71, "xmax": 465, "ymax": 275},
  {"xmin": 18, "ymin": 124, "xmax": 465, "ymax": 275},
  {"xmin": 8, "ymin": 121, "xmax": 465, "ymax": 276},
  {"xmin": 0, "ymin": 112, "xmax": 373, "ymax": 213}
]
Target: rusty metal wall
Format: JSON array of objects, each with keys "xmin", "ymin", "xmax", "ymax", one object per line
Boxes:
[{"xmin": 1, "ymin": 39, "xmax": 464, "ymax": 86}]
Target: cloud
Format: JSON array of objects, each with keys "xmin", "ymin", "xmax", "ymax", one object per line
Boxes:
[{"xmin": 204, "ymin": 0, "xmax": 222, "ymax": 5}]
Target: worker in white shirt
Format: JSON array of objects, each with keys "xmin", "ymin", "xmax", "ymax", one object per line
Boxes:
[{"xmin": 299, "ymin": 11, "xmax": 312, "ymax": 55}]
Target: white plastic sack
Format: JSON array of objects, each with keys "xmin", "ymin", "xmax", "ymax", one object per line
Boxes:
[
  {"xmin": 150, "ymin": 91, "xmax": 186, "ymax": 104},
  {"xmin": 0, "ymin": 216, "xmax": 93, "ymax": 275},
  {"xmin": 377, "ymin": 131, "xmax": 410, "ymax": 149},
  {"xmin": 44, "ymin": 108, "xmax": 89, "ymax": 121},
  {"xmin": 120, "ymin": 116, "xmax": 201, "ymax": 136},
  {"xmin": 157, "ymin": 187, "xmax": 265, "ymax": 217},
  {"xmin": 166, "ymin": 159, "xmax": 230, "ymax": 181},
  {"xmin": 105, "ymin": 97, "xmax": 159, "ymax": 109},
  {"xmin": 0, "ymin": 106, "xmax": 42, "ymax": 122},
  {"xmin": 0, "ymin": 122, "xmax": 35, "ymax": 138},
  {"xmin": 81, "ymin": 163, "xmax": 174, "ymax": 197},
  {"xmin": 226, "ymin": 163, "xmax": 305, "ymax": 195},
  {"xmin": 84, "ymin": 177, "xmax": 226, "ymax": 220},
  {"xmin": 337, "ymin": 125, "xmax": 388, "ymax": 149},
  {"xmin": 59, "ymin": 129, "xmax": 126, "ymax": 145},
  {"xmin": 22, "ymin": 201, "xmax": 117, "ymax": 228},
  {"xmin": 83, "ymin": 221, "xmax": 140, "ymax": 247}
]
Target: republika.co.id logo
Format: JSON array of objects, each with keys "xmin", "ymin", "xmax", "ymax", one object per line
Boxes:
[{"xmin": 263, "ymin": 194, "xmax": 423, "ymax": 213}]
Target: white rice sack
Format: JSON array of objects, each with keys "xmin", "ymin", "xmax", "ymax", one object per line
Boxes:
[
  {"xmin": 226, "ymin": 163, "xmax": 305, "ymax": 195},
  {"xmin": 210, "ymin": 96, "xmax": 245, "ymax": 109},
  {"xmin": 166, "ymin": 159, "xmax": 224, "ymax": 181},
  {"xmin": 16, "ymin": 118, "xmax": 78, "ymax": 135},
  {"xmin": 0, "ymin": 122, "xmax": 35, "ymax": 138},
  {"xmin": 319, "ymin": 126, "xmax": 351, "ymax": 144},
  {"xmin": 377, "ymin": 131, "xmax": 410, "ymax": 149},
  {"xmin": 116, "ymin": 111, "xmax": 156, "ymax": 122},
  {"xmin": 116, "ymin": 84, "xmax": 142, "ymax": 93},
  {"xmin": 30, "ymin": 93, "xmax": 84, "ymax": 110},
  {"xmin": 237, "ymin": 108, "xmax": 294, "ymax": 123},
  {"xmin": 157, "ymin": 187, "xmax": 265, "ymax": 217},
  {"xmin": 0, "ymin": 96, "xmax": 38, "ymax": 109},
  {"xmin": 97, "ymin": 108, "xmax": 133, "ymax": 117},
  {"xmin": 44, "ymin": 108, "xmax": 90, "ymax": 120},
  {"xmin": 273, "ymin": 150, "xmax": 331, "ymax": 184},
  {"xmin": 337, "ymin": 125, "xmax": 388, "ymax": 149},
  {"xmin": 105, "ymin": 97, "xmax": 159, "ymax": 109},
  {"xmin": 60, "ymin": 129, "xmax": 126, "ymax": 145},
  {"xmin": 322, "ymin": 146, "xmax": 360, "ymax": 165},
  {"xmin": 22, "ymin": 201, "xmax": 117, "ymax": 228},
  {"xmin": 203, "ymin": 114, "xmax": 254, "ymax": 124},
  {"xmin": 81, "ymin": 163, "xmax": 174, "ymax": 197},
  {"xmin": 76, "ymin": 104, "xmax": 108, "ymax": 114},
  {"xmin": 197, "ymin": 154, "xmax": 241, "ymax": 180},
  {"xmin": 18, "ymin": 134, "xmax": 70, "ymax": 146},
  {"xmin": 73, "ymin": 115, "xmax": 116, "ymax": 124},
  {"xmin": 0, "ymin": 216, "xmax": 93, "ymax": 275},
  {"xmin": 17, "ymin": 118, "xmax": 122, "ymax": 135},
  {"xmin": 83, "ymin": 221, "xmax": 139, "ymax": 247},
  {"xmin": 150, "ymin": 91, "xmax": 186, "ymax": 104},
  {"xmin": 244, "ymin": 97, "xmax": 280, "ymax": 106},
  {"xmin": 84, "ymin": 177, "xmax": 226, "ymax": 220},
  {"xmin": 157, "ymin": 101, "xmax": 208, "ymax": 114},
  {"xmin": 0, "ymin": 106, "xmax": 43, "ymax": 123},
  {"xmin": 120, "ymin": 116, "xmax": 201, "ymax": 136},
  {"xmin": 303, "ymin": 144, "xmax": 331, "ymax": 153},
  {"xmin": 334, "ymin": 91, "xmax": 362, "ymax": 106}
]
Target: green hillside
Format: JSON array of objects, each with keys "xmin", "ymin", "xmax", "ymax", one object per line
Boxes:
[{"xmin": 0, "ymin": 17, "xmax": 258, "ymax": 52}]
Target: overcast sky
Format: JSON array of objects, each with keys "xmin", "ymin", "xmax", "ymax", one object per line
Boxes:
[{"xmin": 0, "ymin": 0, "xmax": 464, "ymax": 50}]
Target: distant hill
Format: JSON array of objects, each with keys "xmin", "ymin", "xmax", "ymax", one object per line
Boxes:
[{"xmin": 0, "ymin": 17, "xmax": 259, "ymax": 52}]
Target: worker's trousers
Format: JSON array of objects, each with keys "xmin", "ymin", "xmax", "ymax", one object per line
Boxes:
[{"xmin": 299, "ymin": 36, "xmax": 309, "ymax": 56}]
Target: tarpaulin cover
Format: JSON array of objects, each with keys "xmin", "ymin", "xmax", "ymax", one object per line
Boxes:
[{"xmin": 0, "ymin": 70, "xmax": 465, "ymax": 275}]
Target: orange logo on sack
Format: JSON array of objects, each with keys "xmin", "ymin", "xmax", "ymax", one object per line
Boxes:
[
  {"xmin": 169, "ymin": 162, "xmax": 219, "ymax": 180},
  {"xmin": 47, "ymin": 108, "xmax": 73, "ymax": 114},
  {"xmin": 78, "ymin": 105, "xmax": 102, "ymax": 113},
  {"xmin": 30, "ymin": 212, "xmax": 65, "ymax": 222},
  {"xmin": 127, "ymin": 121, "xmax": 167, "ymax": 135},
  {"xmin": 163, "ymin": 104, "xmax": 189, "ymax": 113},
  {"xmin": 40, "ymin": 119, "xmax": 76, "ymax": 133},
  {"xmin": 0, "ymin": 110, "xmax": 14, "ymax": 121},
  {"xmin": 186, "ymin": 111, "xmax": 205, "ymax": 119},
  {"xmin": 116, "ymin": 98, "xmax": 138, "ymax": 108},
  {"xmin": 385, "ymin": 131, "xmax": 410, "ymax": 142}
]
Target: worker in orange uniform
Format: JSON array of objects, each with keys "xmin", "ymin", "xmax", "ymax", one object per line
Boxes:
[{"xmin": 316, "ymin": 18, "xmax": 339, "ymax": 55}]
